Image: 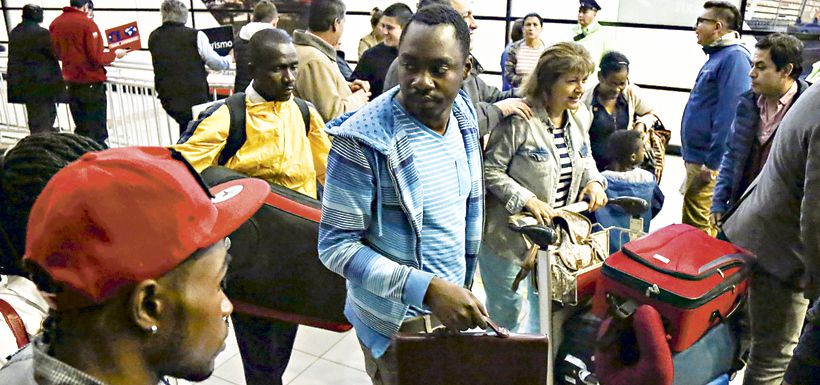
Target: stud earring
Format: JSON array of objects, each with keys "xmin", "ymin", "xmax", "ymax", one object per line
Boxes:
[{"xmin": 149, "ymin": 325, "xmax": 158, "ymax": 334}]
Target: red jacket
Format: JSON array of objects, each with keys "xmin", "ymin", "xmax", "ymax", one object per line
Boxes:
[{"xmin": 49, "ymin": 7, "xmax": 116, "ymax": 84}]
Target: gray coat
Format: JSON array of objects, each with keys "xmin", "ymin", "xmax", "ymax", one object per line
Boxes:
[
  {"xmin": 483, "ymin": 103, "xmax": 605, "ymax": 261},
  {"xmin": 723, "ymin": 82, "xmax": 820, "ymax": 290},
  {"xmin": 383, "ymin": 56, "xmax": 514, "ymax": 136}
]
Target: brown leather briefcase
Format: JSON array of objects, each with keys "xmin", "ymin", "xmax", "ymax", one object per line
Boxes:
[{"xmin": 394, "ymin": 322, "xmax": 549, "ymax": 385}]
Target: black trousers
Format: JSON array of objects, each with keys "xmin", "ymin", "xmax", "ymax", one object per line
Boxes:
[
  {"xmin": 162, "ymin": 105, "xmax": 194, "ymax": 137},
  {"xmin": 231, "ymin": 313, "xmax": 299, "ymax": 385},
  {"xmin": 67, "ymin": 83, "xmax": 107, "ymax": 144},
  {"xmin": 24, "ymin": 102, "xmax": 58, "ymax": 134},
  {"xmin": 785, "ymin": 298, "xmax": 820, "ymax": 385}
]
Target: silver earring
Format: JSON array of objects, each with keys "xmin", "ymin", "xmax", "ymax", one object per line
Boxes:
[{"xmin": 149, "ymin": 325, "xmax": 158, "ymax": 334}]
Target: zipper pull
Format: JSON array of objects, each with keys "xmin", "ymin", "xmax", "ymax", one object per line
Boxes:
[{"xmin": 645, "ymin": 283, "xmax": 660, "ymax": 297}]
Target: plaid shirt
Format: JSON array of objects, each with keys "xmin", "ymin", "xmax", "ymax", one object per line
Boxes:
[{"xmin": 0, "ymin": 336, "xmax": 171, "ymax": 385}]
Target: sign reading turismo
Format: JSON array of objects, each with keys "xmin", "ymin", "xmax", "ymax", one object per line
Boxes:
[{"xmin": 201, "ymin": 26, "xmax": 234, "ymax": 56}]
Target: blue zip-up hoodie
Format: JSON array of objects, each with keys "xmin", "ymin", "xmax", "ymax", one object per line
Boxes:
[
  {"xmin": 318, "ymin": 87, "xmax": 484, "ymax": 358},
  {"xmin": 681, "ymin": 37, "xmax": 752, "ymax": 170}
]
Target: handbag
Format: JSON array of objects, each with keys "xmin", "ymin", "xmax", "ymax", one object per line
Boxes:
[
  {"xmin": 641, "ymin": 117, "xmax": 672, "ymax": 183},
  {"xmin": 511, "ymin": 209, "xmax": 608, "ymax": 305},
  {"xmin": 394, "ymin": 319, "xmax": 549, "ymax": 385}
]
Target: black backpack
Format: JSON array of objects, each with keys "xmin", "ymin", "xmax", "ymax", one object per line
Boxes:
[{"xmin": 177, "ymin": 92, "xmax": 312, "ymax": 165}]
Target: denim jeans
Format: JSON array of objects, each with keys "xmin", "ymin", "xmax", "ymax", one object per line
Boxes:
[{"xmin": 478, "ymin": 246, "xmax": 540, "ymax": 333}]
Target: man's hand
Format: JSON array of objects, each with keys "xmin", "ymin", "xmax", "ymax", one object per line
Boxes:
[
  {"xmin": 579, "ymin": 181, "xmax": 608, "ymax": 212},
  {"xmin": 114, "ymin": 49, "xmax": 128, "ymax": 59},
  {"xmin": 710, "ymin": 212, "xmax": 724, "ymax": 228},
  {"xmin": 523, "ymin": 197, "xmax": 557, "ymax": 225},
  {"xmin": 349, "ymin": 79, "xmax": 371, "ymax": 93},
  {"xmin": 494, "ymin": 98, "xmax": 533, "ymax": 120},
  {"xmin": 424, "ymin": 277, "xmax": 488, "ymax": 331},
  {"xmin": 633, "ymin": 122, "xmax": 647, "ymax": 133},
  {"xmin": 694, "ymin": 164, "xmax": 717, "ymax": 188},
  {"xmin": 353, "ymin": 88, "xmax": 372, "ymax": 100}
]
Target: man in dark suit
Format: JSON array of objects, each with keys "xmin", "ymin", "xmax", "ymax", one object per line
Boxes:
[{"xmin": 7, "ymin": 4, "xmax": 64, "ymax": 134}]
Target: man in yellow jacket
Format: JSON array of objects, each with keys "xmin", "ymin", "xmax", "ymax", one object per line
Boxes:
[
  {"xmin": 174, "ymin": 28, "xmax": 330, "ymax": 200},
  {"xmin": 173, "ymin": 29, "xmax": 331, "ymax": 385}
]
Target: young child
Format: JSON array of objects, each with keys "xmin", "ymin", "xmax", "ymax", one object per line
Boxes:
[{"xmin": 595, "ymin": 130, "xmax": 664, "ymax": 236}]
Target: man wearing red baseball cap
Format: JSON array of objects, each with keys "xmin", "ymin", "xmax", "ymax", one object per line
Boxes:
[{"xmin": 0, "ymin": 146, "xmax": 268, "ymax": 385}]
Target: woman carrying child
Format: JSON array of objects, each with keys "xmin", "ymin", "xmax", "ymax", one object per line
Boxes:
[{"xmin": 581, "ymin": 51, "xmax": 659, "ymax": 171}]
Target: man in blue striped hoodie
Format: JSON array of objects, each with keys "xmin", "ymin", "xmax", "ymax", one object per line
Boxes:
[{"xmin": 318, "ymin": 6, "xmax": 487, "ymax": 384}]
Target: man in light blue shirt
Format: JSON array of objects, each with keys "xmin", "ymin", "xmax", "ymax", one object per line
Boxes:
[{"xmin": 319, "ymin": 5, "xmax": 487, "ymax": 385}]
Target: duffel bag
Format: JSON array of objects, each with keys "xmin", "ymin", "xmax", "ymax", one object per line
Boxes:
[
  {"xmin": 594, "ymin": 305, "xmax": 739, "ymax": 385},
  {"xmin": 556, "ymin": 310, "xmax": 602, "ymax": 385},
  {"xmin": 593, "ymin": 224, "xmax": 752, "ymax": 352},
  {"xmin": 201, "ymin": 166, "xmax": 350, "ymax": 332},
  {"xmin": 672, "ymin": 322, "xmax": 737, "ymax": 385}
]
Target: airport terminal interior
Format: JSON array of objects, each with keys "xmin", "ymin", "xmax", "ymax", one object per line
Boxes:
[{"xmin": 0, "ymin": 0, "xmax": 819, "ymax": 384}]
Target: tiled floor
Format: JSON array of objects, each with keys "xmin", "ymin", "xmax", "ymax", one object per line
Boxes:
[{"xmin": 182, "ymin": 156, "xmax": 744, "ymax": 385}]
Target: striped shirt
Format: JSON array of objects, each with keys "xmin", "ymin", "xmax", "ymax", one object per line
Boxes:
[
  {"xmin": 398, "ymin": 104, "xmax": 470, "ymax": 317},
  {"xmin": 547, "ymin": 115, "xmax": 573, "ymax": 208},
  {"xmin": 515, "ymin": 40, "xmax": 545, "ymax": 79}
]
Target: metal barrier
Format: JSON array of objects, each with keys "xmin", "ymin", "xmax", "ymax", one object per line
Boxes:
[{"xmin": 0, "ymin": 58, "xmax": 235, "ymax": 149}]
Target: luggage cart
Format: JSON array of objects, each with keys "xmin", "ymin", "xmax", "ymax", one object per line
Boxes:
[{"xmin": 509, "ymin": 197, "xmax": 649, "ymax": 385}]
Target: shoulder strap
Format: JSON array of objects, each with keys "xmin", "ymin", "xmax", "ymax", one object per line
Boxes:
[
  {"xmin": 0, "ymin": 298, "xmax": 29, "ymax": 349},
  {"xmin": 217, "ymin": 92, "xmax": 248, "ymax": 166},
  {"xmin": 294, "ymin": 97, "xmax": 311, "ymax": 136}
]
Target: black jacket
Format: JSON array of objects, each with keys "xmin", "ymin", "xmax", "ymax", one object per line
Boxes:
[
  {"xmin": 148, "ymin": 22, "xmax": 210, "ymax": 113},
  {"xmin": 233, "ymin": 34, "xmax": 251, "ymax": 93},
  {"xmin": 351, "ymin": 43, "xmax": 398, "ymax": 98},
  {"xmin": 7, "ymin": 21, "xmax": 64, "ymax": 104}
]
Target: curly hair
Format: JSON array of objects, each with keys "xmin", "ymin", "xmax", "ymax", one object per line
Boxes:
[
  {"xmin": 400, "ymin": 4, "xmax": 470, "ymax": 59},
  {"xmin": 607, "ymin": 129, "xmax": 644, "ymax": 167},
  {"xmin": 599, "ymin": 51, "xmax": 630, "ymax": 77},
  {"xmin": 0, "ymin": 133, "xmax": 104, "ymax": 276}
]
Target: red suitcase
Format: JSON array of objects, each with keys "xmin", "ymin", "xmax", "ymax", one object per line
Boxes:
[{"xmin": 593, "ymin": 224, "xmax": 752, "ymax": 352}]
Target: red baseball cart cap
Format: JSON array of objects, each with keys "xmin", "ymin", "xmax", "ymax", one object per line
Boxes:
[{"xmin": 24, "ymin": 147, "xmax": 268, "ymax": 310}]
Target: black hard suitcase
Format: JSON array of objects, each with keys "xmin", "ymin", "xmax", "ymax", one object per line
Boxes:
[{"xmin": 201, "ymin": 166, "xmax": 351, "ymax": 332}]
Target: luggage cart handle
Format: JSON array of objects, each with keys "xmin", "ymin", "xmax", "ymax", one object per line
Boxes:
[
  {"xmin": 559, "ymin": 197, "xmax": 650, "ymax": 218},
  {"xmin": 508, "ymin": 216, "xmax": 558, "ymax": 249}
]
